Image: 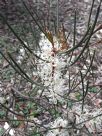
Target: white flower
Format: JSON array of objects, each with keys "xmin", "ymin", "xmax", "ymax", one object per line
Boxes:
[
  {"xmin": 4, "ymin": 122, "xmax": 9, "ymax": 130},
  {"xmin": 17, "ymin": 48, "xmax": 25, "ymax": 64},
  {"xmin": 20, "ymin": 48, "xmax": 25, "ymax": 56},
  {"xmin": 4, "ymin": 122, "xmax": 15, "ymax": 136},
  {"xmin": 17, "ymin": 55, "xmax": 23, "ymax": 64},
  {"xmin": 39, "ymin": 34, "xmax": 52, "ymax": 51},
  {"xmin": 9, "ymin": 129, "xmax": 15, "ymax": 136},
  {"xmin": 54, "ymin": 57, "xmax": 66, "ymax": 70}
]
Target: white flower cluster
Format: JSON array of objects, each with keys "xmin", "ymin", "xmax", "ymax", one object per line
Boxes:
[
  {"xmin": 17, "ymin": 47, "xmax": 25, "ymax": 64},
  {"xmin": 46, "ymin": 117, "xmax": 69, "ymax": 136},
  {"xmin": 37, "ymin": 33, "xmax": 68, "ymax": 103},
  {"xmin": 4, "ymin": 122, "xmax": 15, "ymax": 136}
]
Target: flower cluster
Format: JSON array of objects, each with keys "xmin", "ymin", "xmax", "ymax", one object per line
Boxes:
[
  {"xmin": 37, "ymin": 33, "xmax": 68, "ymax": 103},
  {"xmin": 17, "ymin": 48, "xmax": 25, "ymax": 64},
  {"xmin": 4, "ymin": 122, "xmax": 15, "ymax": 136}
]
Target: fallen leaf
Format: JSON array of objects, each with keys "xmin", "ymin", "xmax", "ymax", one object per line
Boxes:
[{"xmin": 3, "ymin": 60, "xmax": 9, "ymax": 68}]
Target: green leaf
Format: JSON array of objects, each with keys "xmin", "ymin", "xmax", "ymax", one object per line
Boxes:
[
  {"xmin": 67, "ymin": 101, "xmax": 73, "ymax": 109},
  {"xmin": 12, "ymin": 120, "xmax": 20, "ymax": 128},
  {"xmin": 76, "ymin": 93, "xmax": 82, "ymax": 101},
  {"xmin": 88, "ymin": 87, "xmax": 98, "ymax": 93},
  {"xmin": 0, "ymin": 111, "xmax": 5, "ymax": 118},
  {"xmin": 0, "ymin": 128, "xmax": 4, "ymax": 136}
]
